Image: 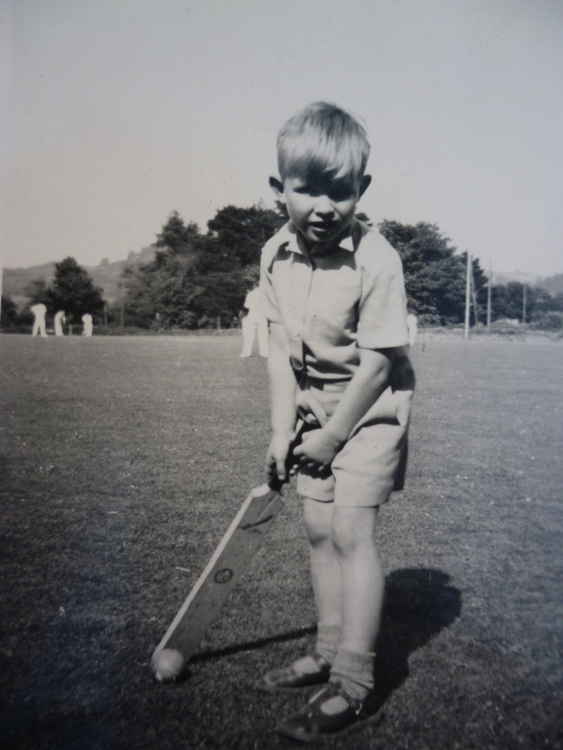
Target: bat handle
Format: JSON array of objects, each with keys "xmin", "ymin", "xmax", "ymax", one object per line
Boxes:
[{"xmin": 268, "ymin": 419, "xmax": 305, "ymax": 492}]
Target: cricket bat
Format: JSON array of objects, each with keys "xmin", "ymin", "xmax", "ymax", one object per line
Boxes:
[{"xmin": 151, "ymin": 422, "xmax": 304, "ymax": 681}]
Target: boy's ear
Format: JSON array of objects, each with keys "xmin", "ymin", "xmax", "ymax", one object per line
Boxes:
[
  {"xmin": 358, "ymin": 174, "xmax": 372, "ymax": 198},
  {"xmin": 269, "ymin": 176, "xmax": 284, "ymax": 199}
]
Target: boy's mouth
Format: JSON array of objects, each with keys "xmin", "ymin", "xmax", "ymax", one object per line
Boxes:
[{"xmin": 309, "ymin": 221, "xmax": 338, "ymax": 235}]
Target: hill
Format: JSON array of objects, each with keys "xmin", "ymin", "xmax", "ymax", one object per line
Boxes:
[
  {"xmin": 3, "ymin": 246, "xmax": 157, "ymax": 308},
  {"xmin": 539, "ymin": 273, "xmax": 563, "ymax": 296},
  {"xmin": 493, "ymin": 270, "xmax": 563, "ymax": 296},
  {"xmin": 493, "ymin": 270, "xmax": 541, "ymax": 286}
]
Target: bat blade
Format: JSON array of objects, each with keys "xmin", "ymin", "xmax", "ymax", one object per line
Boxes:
[{"xmin": 153, "ymin": 482, "xmax": 284, "ymax": 666}]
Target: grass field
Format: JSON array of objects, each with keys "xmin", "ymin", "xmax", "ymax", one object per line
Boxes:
[{"xmin": 1, "ymin": 332, "xmax": 562, "ymax": 750}]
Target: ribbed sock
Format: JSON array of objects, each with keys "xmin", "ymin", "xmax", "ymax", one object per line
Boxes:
[
  {"xmin": 330, "ymin": 648, "xmax": 376, "ymax": 702},
  {"xmin": 315, "ymin": 624, "xmax": 341, "ymax": 665}
]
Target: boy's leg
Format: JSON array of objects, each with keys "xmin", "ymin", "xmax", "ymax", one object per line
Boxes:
[
  {"xmin": 303, "ymin": 497, "xmax": 342, "ymax": 659},
  {"xmin": 329, "ymin": 505, "xmax": 382, "ymax": 700},
  {"xmin": 275, "ymin": 505, "xmax": 383, "ymax": 740},
  {"xmin": 257, "ymin": 318, "xmax": 269, "ymax": 358},
  {"xmin": 262, "ymin": 497, "xmax": 340, "ymax": 690},
  {"xmin": 332, "ymin": 505, "xmax": 383, "ymax": 654},
  {"xmin": 240, "ymin": 317, "xmax": 252, "ymax": 357}
]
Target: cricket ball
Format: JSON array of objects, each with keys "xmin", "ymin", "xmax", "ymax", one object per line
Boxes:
[{"xmin": 151, "ymin": 648, "xmax": 185, "ymax": 682}]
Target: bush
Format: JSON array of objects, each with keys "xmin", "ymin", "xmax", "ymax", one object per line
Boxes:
[
  {"xmin": 418, "ymin": 313, "xmax": 442, "ymax": 327},
  {"xmin": 530, "ymin": 311, "xmax": 563, "ymax": 331}
]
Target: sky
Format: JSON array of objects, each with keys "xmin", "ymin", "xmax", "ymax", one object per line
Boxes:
[{"xmin": 3, "ymin": 0, "xmax": 563, "ymax": 277}]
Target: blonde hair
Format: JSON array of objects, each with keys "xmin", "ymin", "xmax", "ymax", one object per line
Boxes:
[{"xmin": 277, "ymin": 102, "xmax": 370, "ymax": 183}]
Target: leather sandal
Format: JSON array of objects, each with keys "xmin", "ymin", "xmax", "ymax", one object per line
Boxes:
[
  {"xmin": 275, "ymin": 682, "xmax": 364, "ymax": 742},
  {"xmin": 262, "ymin": 653, "xmax": 331, "ymax": 692}
]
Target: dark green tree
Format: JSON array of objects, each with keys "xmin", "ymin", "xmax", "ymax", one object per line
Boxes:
[
  {"xmin": 46, "ymin": 257, "xmax": 105, "ymax": 323},
  {"xmin": 206, "ymin": 204, "xmax": 285, "ymax": 267},
  {"xmin": 378, "ymin": 220, "xmax": 488, "ymax": 324},
  {"xmin": 122, "ymin": 205, "xmax": 284, "ymax": 328},
  {"xmin": 488, "ymin": 283, "xmax": 563, "ymax": 324},
  {"xmin": 1, "ymin": 294, "xmax": 18, "ymax": 327},
  {"xmin": 25, "ymin": 278, "xmax": 50, "ymax": 306},
  {"xmin": 489, "ymin": 282, "xmax": 525, "ymax": 321},
  {"xmin": 156, "ymin": 211, "xmax": 200, "ymax": 256}
]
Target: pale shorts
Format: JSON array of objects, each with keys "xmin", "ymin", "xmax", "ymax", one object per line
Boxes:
[{"xmin": 296, "ymin": 380, "xmax": 413, "ymax": 507}]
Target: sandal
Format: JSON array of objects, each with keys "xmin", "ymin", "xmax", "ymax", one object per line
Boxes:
[
  {"xmin": 275, "ymin": 682, "xmax": 364, "ymax": 742},
  {"xmin": 262, "ymin": 653, "xmax": 331, "ymax": 692}
]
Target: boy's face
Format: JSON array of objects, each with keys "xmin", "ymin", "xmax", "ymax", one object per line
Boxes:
[{"xmin": 270, "ymin": 172, "xmax": 371, "ymax": 250}]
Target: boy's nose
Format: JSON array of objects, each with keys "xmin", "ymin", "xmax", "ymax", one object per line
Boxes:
[{"xmin": 313, "ymin": 195, "xmax": 335, "ymax": 217}]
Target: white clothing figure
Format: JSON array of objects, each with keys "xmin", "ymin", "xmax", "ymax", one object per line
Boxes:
[
  {"xmin": 54, "ymin": 310, "xmax": 66, "ymax": 336},
  {"xmin": 82, "ymin": 313, "xmax": 93, "ymax": 337},
  {"xmin": 407, "ymin": 313, "xmax": 418, "ymax": 347},
  {"xmin": 31, "ymin": 303, "xmax": 47, "ymax": 337},
  {"xmin": 240, "ymin": 287, "xmax": 268, "ymax": 358}
]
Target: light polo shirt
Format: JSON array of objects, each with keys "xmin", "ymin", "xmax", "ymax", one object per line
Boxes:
[{"xmin": 260, "ymin": 219, "xmax": 409, "ymax": 381}]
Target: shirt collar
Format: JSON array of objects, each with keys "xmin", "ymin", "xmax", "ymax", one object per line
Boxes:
[{"xmin": 279, "ymin": 218, "xmax": 367, "ymax": 256}]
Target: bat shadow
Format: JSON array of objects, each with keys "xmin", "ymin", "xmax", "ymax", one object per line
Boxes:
[
  {"xmin": 190, "ymin": 624, "xmax": 317, "ymax": 664},
  {"xmin": 191, "ymin": 566, "xmax": 461, "ymax": 714}
]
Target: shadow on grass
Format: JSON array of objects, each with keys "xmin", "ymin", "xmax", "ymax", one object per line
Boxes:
[
  {"xmin": 190, "ymin": 625, "xmax": 317, "ymax": 664},
  {"xmin": 367, "ymin": 567, "xmax": 462, "ymax": 713},
  {"xmin": 191, "ymin": 567, "xmax": 460, "ymax": 712}
]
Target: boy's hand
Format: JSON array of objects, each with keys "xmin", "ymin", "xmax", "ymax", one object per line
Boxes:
[
  {"xmin": 266, "ymin": 433, "xmax": 292, "ymax": 484},
  {"xmin": 293, "ymin": 426, "xmax": 343, "ymax": 469},
  {"xmin": 296, "ymin": 390, "xmax": 328, "ymax": 427}
]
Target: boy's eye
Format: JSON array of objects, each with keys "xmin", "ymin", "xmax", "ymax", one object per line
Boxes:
[
  {"xmin": 328, "ymin": 186, "xmax": 354, "ymax": 201},
  {"xmin": 291, "ymin": 180, "xmax": 355, "ymax": 201}
]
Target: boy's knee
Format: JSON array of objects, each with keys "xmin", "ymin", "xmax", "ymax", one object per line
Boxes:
[
  {"xmin": 331, "ymin": 507, "xmax": 378, "ymax": 556},
  {"xmin": 303, "ymin": 497, "xmax": 333, "ymax": 546}
]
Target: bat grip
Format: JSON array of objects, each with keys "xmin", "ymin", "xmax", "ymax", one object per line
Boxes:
[{"xmin": 268, "ymin": 419, "xmax": 305, "ymax": 492}]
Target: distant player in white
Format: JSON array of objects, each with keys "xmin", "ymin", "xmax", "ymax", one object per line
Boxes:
[
  {"xmin": 82, "ymin": 313, "xmax": 93, "ymax": 337},
  {"xmin": 54, "ymin": 310, "xmax": 66, "ymax": 336},
  {"xmin": 407, "ymin": 312, "xmax": 418, "ymax": 347},
  {"xmin": 31, "ymin": 303, "xmax": 48, "ymax": 337},
  {"xmin": 240, "ymin": 286, "xmax": 268, "ymax": 358}
]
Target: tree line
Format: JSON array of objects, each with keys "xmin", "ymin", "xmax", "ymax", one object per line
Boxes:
[{"xmin": 2, "ymin": 205, "xmax": 563, "ymax": 331}]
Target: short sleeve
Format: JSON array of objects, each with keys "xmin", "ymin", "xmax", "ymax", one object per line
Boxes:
[
  {"xmin": 259, "ymin": 239, "xmax": 282, "ymax": 324},
  {"xmin": 356, "ymin": 252, "xmax": 409, "ymax": 349}
]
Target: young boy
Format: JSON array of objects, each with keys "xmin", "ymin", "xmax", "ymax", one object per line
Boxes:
[{"xmin": 260, "ymin": 102, "xmax": 415, "ymax": 741}]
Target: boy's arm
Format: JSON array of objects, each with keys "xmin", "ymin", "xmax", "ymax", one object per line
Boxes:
[
  {"xmin": 266, "ymin": 321, "xmax": 298, "ymax": 481},
  {"xmin": 294, "ymin": 347, "xmax": 409, "ymax": 467}
]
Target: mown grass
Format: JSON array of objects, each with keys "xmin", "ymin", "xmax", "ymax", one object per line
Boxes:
[{"xmin": 1, "ymin": 333, "xmax": 562, "ymax": 750}]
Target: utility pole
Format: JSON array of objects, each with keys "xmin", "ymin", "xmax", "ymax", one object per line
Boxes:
[
  {"xmin": 464, "ymin": 251, "xmax": 471, "ymax": 339},
  {"xmin": 522, "ymin": 284, "xmax": 527, "ymax": 324},
  {"xmin": 471, "ymin": 262, "xmax": 479, "ymax": 326},
  {"xmin": 118, "ymin": 281, "xmax": 125, "ymax": 328},
  {"xmin": 486, "ymin": 261, "xmax": 492, "ymax": 330}
]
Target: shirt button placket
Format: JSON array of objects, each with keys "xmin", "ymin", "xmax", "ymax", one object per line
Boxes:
[{"xmin": 289, "ymin": 254, "xmax": 312, "ymax": 375}]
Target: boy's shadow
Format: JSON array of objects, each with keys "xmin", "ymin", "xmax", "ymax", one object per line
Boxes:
[
  {"xmin": 195, "ymin": 567, "xmax": 461, "ymax": 712},
  {"xmin": 367, "ymin": 567, "xmax": 462, "ymax": 712}
]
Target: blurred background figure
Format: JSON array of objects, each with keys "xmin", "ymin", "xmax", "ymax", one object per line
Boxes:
[
  {"xmin": 82, "ymin": 312, "xmax": 93, "ymax": 337},
  {"xmin": 240, "ymin": 286, "xmax": 268, "ymax": 358},
  {"xmin": 31, "ymin": 303, "xmax": 48, "ymax": 337},
  {"xmin": 54, "ymin": 310, "xmax": 66, "ymax": 336},
  {"xmin": 407, "ymin": 310, "xmax": 418, "ymax": 347}
]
